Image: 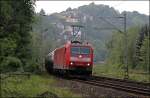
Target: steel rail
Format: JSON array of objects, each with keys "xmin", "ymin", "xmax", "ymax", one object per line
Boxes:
[
  {"xmin": 92, "ymin": 76, "xmax": 150, "ymax": 88},
  {"xmin": 72, "ymin": 76, "xmax": 150, "ymax": 96}
]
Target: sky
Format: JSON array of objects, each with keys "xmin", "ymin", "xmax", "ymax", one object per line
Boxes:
[{"xmin": 35, "ymin": 1, "xmax": 149, "ymax": 15}]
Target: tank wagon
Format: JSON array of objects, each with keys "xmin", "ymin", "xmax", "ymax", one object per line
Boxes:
[{"xmin": 45, "ymin": 41, "xmax": 94, "ymax": 76}]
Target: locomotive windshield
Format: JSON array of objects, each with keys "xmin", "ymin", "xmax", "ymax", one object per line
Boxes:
[
  {"xmin": 71, "ymin": 47, "xmax": 80, "ymax": 54},
  {"xmin": 71, "ymin": 47, "xmax": 90, "ymax": 54},
  {"xmin": 80, "ymin": 47, "xmax": 90, "ymax": 54}
]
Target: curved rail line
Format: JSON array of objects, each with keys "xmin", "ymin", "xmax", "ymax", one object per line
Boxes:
[{"xmin": 72, "ymin": 76, "xmax": 150, "ymax": 96}]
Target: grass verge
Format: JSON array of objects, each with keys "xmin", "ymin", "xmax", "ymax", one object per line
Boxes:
[
  {"xmin": 1, "ymin": 73, "xmax": 81, "ymax": 98},
  {"xmin": 93, "ymin": 64, "xmax": 149, "ymax": 83}
]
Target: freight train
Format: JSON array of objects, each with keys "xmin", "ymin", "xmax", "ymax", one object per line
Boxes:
[{"xmin": 45, "ymin": 41, "xmax": 94, "ymax": 76}]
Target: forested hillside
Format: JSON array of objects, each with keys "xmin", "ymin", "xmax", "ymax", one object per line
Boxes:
[
  {"xmin": 1, "ymin": 1, "xmax": 149, "ymax": 97},
  {"xmin": 0, "ymin": 2, "xmax": 149, "ymax": 73},
  {"xmin": 32, "ymin": 3, "xmax": 149, "ymax": 64}
]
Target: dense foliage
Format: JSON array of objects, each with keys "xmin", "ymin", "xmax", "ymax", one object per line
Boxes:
[
  {"xmin": 31, "ymin": 9, "xmax": 61, "ymax": 71},
  {"xmin": 0, "ymin": 0, "xmax": 35, "ymax": 72},
  {"xmin": 106, "ymin": 25, "xmax": 149, "ymax": 71}
]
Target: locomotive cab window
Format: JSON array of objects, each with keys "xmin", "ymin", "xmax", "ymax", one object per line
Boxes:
[
  {"xmin": 80, "ymin": 47, "xmax": 90, "ymax": 54},
  {"xmin": 71, "ymin": 46, "xmax": 90, "ymax": 54},
  {"xmin": 71, "ymin": 47, "xmax": 80, "ymax": 54}
]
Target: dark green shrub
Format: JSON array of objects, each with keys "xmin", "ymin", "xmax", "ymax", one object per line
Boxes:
[{"xmin": 0, "ymin": 56, "xmax": 22, "ymax": 72}]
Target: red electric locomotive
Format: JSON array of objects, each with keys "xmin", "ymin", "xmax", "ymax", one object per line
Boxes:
[{"xmin": 45, "ymin": 41, "xmax": 93, "ymax": 76}]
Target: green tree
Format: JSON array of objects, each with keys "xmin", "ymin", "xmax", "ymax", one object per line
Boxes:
[
  {"xmin": 0, "ymin": 0, "xmax": 35, "ymax": 72},
  {"xmin": 140, "ymin": 36, "xmax": 150, "ymax": 70},
  {"xmin": 106, "ymin": 25, "xmax": 149, "ymax": 71}
]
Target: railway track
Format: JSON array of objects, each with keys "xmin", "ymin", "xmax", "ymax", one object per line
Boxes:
[
  {"xmin": 72, "ymin": 76, "xmax": 150, "ymax": 96},
  {"xmin": 92, "ymin": 76, "xmax": 150, "ymax": 89}
]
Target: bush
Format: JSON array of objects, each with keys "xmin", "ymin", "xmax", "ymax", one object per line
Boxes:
[
  {"xmin": 0, "ymin": 56, "xmax": 22, "ymax": 72},
  {"xmin": 24, "ymin": 62, "xmax": 40, "ymax": 73}
]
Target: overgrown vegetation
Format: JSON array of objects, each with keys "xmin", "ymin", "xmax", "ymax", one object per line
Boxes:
[
  {"xmin": 31, "ymin": 9, "xmax": 60, "ymax": 71},
  {"xmin": 0, "ymin": 0, "xmax": 35, "ymax": 72},
  {"xmin": 106, "ymin": 25, "xmax": 149, "ymax": 72},
  {"xmin": 1, "ymin": 74, "xmax": 81, "ymax": 98},
  {"xmin": 100, "ymin": 24, "xmax": 149, "ymax": 82},
  {"xmin": 93, "ymin": 64, "xmax": 149, "ymax": 83}
]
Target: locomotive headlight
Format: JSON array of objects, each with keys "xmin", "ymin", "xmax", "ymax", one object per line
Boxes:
[
  {"xmin": 87, "ymin": 63, "xmax": 90, "ymax": 66},
  {"xmin": 79, "ymin": 55, "xmax": 82, "ymax": 58},
  {"xmin": 70, "ymin": 62, "xmax": 73, "ymax": 65}
]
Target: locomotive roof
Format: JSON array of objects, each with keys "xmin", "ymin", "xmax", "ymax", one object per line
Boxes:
[
  {"xmin": 51, "ymin": 41, "xmax": 93, "ymax": 53},
  {"xmin": 66, "ymin": 41, "xmax": 92, "ymax": 47}
]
